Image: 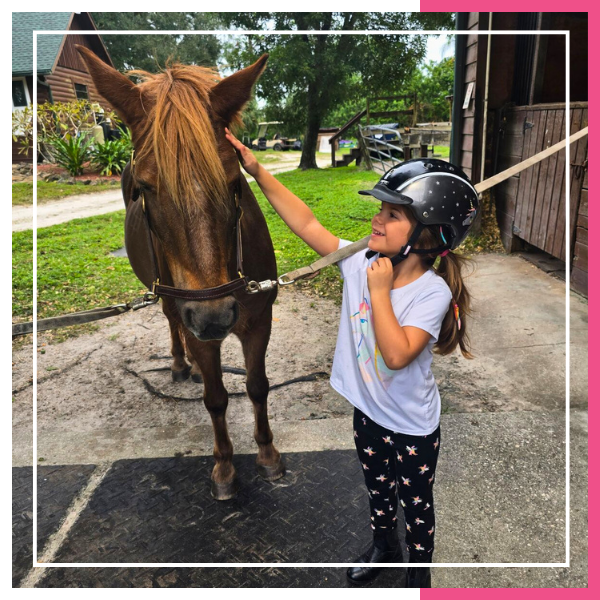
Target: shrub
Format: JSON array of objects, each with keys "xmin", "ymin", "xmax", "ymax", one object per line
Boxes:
[
  {"xmin": 48, "ymin": 133, "xmax": 93, "ymax": 176},
  {"xmin": 90, "ymin": 128, "xmax": 132, "ymax": 176},
  {"xmin": 12, "ymin": 99, "xmax": 122, "ymax": 163}
]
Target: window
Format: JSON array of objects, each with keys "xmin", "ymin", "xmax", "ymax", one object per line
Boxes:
[
  {"xmin": 74, "ymin": 83, "xmax": 89, "ymax": 100},
  {"xmin": 12, "ymin": 78, "xmax": 31, "ymax": 135},
  {"xmin": 12, "ymin": 79, "xmax": 28, "ymax": 108}
]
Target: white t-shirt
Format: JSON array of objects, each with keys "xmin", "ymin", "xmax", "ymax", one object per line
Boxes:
[{"xmin": 330, "ymin": 239, "xmax": 452, "ymax": 436}]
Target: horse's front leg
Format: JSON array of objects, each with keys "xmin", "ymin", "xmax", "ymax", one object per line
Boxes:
[
  {"xmin": 239, "ymin": 317, "xmax": 285, "ymax": 481},
  {"xmin": 185, "ymin": 336, "xmax": 237, "ymax": 500},
  {"xmin": 162, "ymin": 300, "xmax": 191, "ymax": 382}
]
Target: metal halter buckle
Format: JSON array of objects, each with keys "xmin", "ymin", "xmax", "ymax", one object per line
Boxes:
[
  {"xmin": 246, "ymin": 279, "xmax": 277, "ymax": 294},
  {"xmin": 142, "ymin": 291, "xmax": 159, "ymax": 305}
]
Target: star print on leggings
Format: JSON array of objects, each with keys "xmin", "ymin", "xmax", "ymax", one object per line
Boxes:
[{"xmin": 353, "ymin": 408, "xmax": 440, "ymax": 558}]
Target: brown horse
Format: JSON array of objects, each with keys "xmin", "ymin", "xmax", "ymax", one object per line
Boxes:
[{"xmin": 76, "ymin": 46, "xmax": 284, "ymax": 500}]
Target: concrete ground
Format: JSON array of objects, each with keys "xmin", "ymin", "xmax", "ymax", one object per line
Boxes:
[
  {"xmin": 13, "ymin": 255, "xmax": 587, "ymax": 587},
  {"xmin": 13, "ymin": 164, "xmax": 588, "ymax": 588}
]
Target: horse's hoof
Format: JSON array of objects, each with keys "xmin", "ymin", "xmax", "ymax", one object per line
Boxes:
[
  {"xmin": 210, "ymin": 478, "xmax": 239, "ymax": 501},
  {"xmin": 257, "ymin": 460, "xmax": 286, "ymax": 482},
  {"xmin": 191, "ymin": 373, "xmax": 203, "ymax": 384},
  {"xmin": 171, "ymin": 366, "xmax": 191, "ymax": 382}
]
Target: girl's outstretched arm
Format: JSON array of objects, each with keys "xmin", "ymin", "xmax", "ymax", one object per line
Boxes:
[{"xmin": 224, "ymin": 128, "xmax": 340, "ymax": 257}]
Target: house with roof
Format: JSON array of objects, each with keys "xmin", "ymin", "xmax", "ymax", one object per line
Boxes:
[{"xmin": 12, "ymin": 12, "xmax": 114, "ymax": 162}]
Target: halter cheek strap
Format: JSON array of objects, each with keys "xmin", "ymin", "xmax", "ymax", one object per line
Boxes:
[{"xmin": 130, "ymin": 151, "xmax": 250, "ymax": 302}]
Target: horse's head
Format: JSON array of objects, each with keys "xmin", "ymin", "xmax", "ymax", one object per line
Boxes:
[{"xmin": 76, "ymin": 46, "xmax": 268, "ymax": 340}]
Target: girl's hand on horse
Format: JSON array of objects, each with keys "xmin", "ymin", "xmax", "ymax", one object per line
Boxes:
[
  {"xmin": 367, "ymin": 257, "xmax": 394, "ymax": 295},
  {"xmin": 224, "ymin": 127, "xmax": 260, "ymax": 178}
]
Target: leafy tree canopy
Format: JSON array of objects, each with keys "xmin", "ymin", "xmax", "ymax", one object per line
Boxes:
[
  {"xmin": 91, "ymin": 12, "xmax": 222, "ymax": 72},
  {"xmin": 408, "ymin": 56, "xmax": 455, "ymax": 123},
  {"xmin": 220, "ymin": 13, "xmax": 455, "ymax": 166}
]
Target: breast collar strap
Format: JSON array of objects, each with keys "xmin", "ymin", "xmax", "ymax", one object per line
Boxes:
[{"xmin": 132, "ymin": 153, "xmax": 249, "ymax": 302}]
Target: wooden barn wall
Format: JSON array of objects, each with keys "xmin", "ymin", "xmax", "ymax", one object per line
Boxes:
[
  {"xmin": 459, "ymin": 14, "xmax": 479, "ymax": 181},
  {"xmin": 571, "ymin": 115, "xmax": 588, "ymax": 296},
  {"xmin": 12, "ymin": 139, "xmax": 33, "ymax": 163},
  {"xmin": 459, "ymin": 13, "xmax": 489, "ymax": 184},
  {"xmin": 494, "ymin": 102, "xmax": 588, "ymax": 295},
  {"xmin": 47, "ymin": 34, "xmax": 113, "ymax": 109}
]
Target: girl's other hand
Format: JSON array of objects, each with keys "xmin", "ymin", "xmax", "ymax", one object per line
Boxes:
[
  {"xmin": 224, "ymin": 127, "xmax": 260, "ymax": 178},
  {"xmin": 367, "ymin": 257, "xmax": 394, "ymax": 295}
]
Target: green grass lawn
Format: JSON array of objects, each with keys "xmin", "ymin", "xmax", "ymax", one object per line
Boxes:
[
  {"xmin": 12, "ymin": 211, "xmax": 143, "ymax": 325},
  {"xmin": 12, "ymin": 164, "xmax": 501, "ymax": 340},
  {"xmin": 12, "ymin": 167, "xmax": 379, "ymax": 327},
  {"xmin": 12, "ymin": 181, "xmax": 121, "ymax": 206}
]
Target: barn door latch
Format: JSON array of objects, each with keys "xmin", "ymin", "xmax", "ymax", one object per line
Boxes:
[
  {"xmin": 523, "ymin": 119, "xmax": 534, "ymax": 134},
  {"xmin": 570, "ymin": 158, "xmax": 587, "ymax": 179}
]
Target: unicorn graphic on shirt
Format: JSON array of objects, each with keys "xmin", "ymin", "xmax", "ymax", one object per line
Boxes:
[{"xmin": 350, "ymin": 295, "xmax": 396, "ymax": 389}]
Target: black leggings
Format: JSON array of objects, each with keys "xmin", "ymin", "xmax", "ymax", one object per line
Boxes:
[{"xmin": 353, "ymin": 407, "xmax": 441, "ymax": 561}]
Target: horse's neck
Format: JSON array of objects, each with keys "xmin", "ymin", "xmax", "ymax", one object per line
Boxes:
[{"xmin": 237, "ymin": 172, "xmax": 276, "ymax": 277}]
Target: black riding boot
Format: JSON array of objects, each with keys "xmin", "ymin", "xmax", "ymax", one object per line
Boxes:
[
  {"xmin": 346, "ymin": 529, "xmax": 399, "ymax": 585},
  {"xmin": 406, "ymin": 553, "xmax": 432, "ymax": 588}
]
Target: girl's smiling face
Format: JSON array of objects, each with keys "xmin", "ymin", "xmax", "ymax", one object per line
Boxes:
[{"xmin": 368, "ymin": 201, "xmax": 415, "ymax": 255}]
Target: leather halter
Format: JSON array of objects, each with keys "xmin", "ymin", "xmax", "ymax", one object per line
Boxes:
[{"xmin": 131, "ymin": 153, "xmax": 250, "ymax": 302}]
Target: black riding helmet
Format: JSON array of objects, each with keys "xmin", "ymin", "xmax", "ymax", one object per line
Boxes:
[{"xmin": 359, "ymin": 158, "xmax": 480, "ymax": 265}]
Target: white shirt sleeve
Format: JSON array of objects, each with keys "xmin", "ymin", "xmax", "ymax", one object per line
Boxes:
[
  {"xmin": 400, "ymin": 284, "xmax": 453, "ymax": 342},
  {"xmin": 336, "ymin": 238, "xmax": 369, "ymax": 280}
]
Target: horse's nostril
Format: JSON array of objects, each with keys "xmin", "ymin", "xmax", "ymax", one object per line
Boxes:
[
  {"xmin": 184, "ymin": 307, "xmax": 197, "ymax": 328},
  {"xmin": 179, "ymin": 299, "xmax": 238, "ymax": 340},
  {"xmin": 230, "ymin": 303, "xmax": 239, "ymax": 326}
]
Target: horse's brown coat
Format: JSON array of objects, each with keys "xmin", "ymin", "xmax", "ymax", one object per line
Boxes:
[{"xmin": 76, "ymin": 46, "xmax": 284, "ymax": 498}]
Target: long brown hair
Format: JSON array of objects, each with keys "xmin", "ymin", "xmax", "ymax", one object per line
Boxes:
[
  {"xmin": 402, "ymin": 207, "xmax": 475, "ymax": 359},
  {"xmin": 128, "ymin": 62, "xmax": 238, "ymax": 217}
]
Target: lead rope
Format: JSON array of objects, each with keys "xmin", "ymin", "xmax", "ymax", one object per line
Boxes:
[{"xmin": 13, "ymin": 128, "xmax": 587, "ymax": 337}]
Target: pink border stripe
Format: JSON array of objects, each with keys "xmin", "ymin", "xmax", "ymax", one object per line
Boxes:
[{"xmin": 420, "ymin": 1, "xmax": 593, "ymax": 595}]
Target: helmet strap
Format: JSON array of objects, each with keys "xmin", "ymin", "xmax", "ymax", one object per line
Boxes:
[
  {"xmin": 366, "ymin": 222, "xmax": 451, "ymax": 265},
  {"xmin": 366, "ymin": 222, "xmax": 426, "ymax": 266}
]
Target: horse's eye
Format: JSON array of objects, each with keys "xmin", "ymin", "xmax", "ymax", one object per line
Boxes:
[{"xmin": 137, "ymin": 181, "xmax": 155, "ymax": 194}]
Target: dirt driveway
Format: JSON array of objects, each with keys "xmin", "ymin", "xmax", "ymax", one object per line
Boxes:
[
  {"xmin": 12, "ymin": 252, "xmax": 587, "ymax": 468},
  {"xmin": 12, "ymin": 154, "xmax": 331, "ymax": 232}
]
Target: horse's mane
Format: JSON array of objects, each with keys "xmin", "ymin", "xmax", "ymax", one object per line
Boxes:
[{"xmin": 129, "ymin": 63, "xmax": 240, "ymax": 216}]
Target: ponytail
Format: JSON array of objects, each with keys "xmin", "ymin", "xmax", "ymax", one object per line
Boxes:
[
  {"xmin": 433, "ymin": 251, "xmax": 474, "ymax": 359},
  {"xmin": 412, "ymin": 220, "xmax": 475, "ymax": 359}
]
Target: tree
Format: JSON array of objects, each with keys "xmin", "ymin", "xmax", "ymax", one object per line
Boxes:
[
  {"xmin": 91, "ymin": 13, "xmax": 222, "ymax": 72},
  {"xmin": 222, "ymin": 13, "xmax": 455, "ymax": 169},
  {"xmin": 407, "ymin": 57, "xmax": 455, "ymax": 123}
]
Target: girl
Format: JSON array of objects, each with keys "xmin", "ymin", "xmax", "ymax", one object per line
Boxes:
[{"xmin": 225, "ymin": 128, "xmax": 477, "ymax": 588}]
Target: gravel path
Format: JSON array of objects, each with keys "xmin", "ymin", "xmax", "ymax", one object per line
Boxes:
[{"xmin": 12, "ymin": 156, "xmax": 332, "ymax": 232}]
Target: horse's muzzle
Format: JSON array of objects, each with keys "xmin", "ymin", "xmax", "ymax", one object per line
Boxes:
[{"xmin": 178, "ymin": 297, "xmax": 239, "ymax": 341}]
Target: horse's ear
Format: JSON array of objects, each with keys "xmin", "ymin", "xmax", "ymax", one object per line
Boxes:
[
  {"xmin": 209, "ymin": 54, "xmax": 268, "ymax": 124},
  {"xmin": 75, "ymin": 45, "xmax": 144, "ymax": 129}
]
